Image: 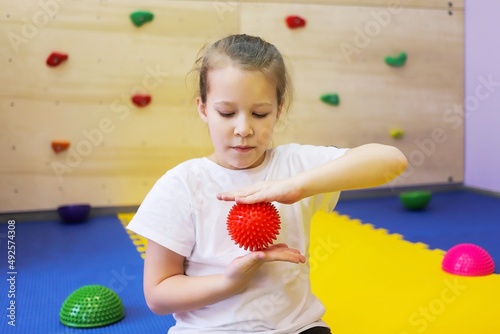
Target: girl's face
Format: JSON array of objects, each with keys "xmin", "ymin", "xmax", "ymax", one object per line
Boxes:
[{"xmin": 197, "ymin": 65, "xmax": 281, "ymax": 170}]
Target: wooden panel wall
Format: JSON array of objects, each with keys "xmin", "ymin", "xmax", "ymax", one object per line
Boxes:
[
  {"xmin": 0, "ymin": 0, "xmax": 464, "ymax": 212},
  {"xmin": 241, "ymin": 2, "xmax": 464, "ymax": 187}
]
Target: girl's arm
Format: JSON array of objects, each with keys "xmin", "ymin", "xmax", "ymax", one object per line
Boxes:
[
  {"xmin": 143, "ymin": 240, "xmax": 305, "ymax": 315},
  {"xmin": 297, "ymin": 143, "xmax": 408, "ymax": 198},
  {"xmin": 218, "ymin": 143, "xmax": 408, "ymax": 204},
  {"xmin": 143, "ymin": 241, "xmax": 229, "ymax": 315}
]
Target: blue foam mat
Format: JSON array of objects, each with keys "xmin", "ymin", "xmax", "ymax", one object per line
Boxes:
[
  {"xmin": 1, "ymin": 190, "xmax": 498, "ymax": 333},
  {"xmin": 0, "ymin": 215, "xmax": 175, "ymax": 333}
]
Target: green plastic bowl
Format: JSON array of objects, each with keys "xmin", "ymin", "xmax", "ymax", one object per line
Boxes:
[
  {"xmin": 60, "ymin": 285, "xmax": 124, "ymax": 328},
  {"xmin": 399, "ymin": 191, "xmax": 432, "ymax": 211}
]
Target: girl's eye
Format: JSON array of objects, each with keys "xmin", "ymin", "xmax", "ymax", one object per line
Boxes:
[
  {"xmin": 253, "ymin": 113, "xmax": 269, "ymax": 119},
  {"xmin": 218, "ymin": 111, "xmax": 234, "ymax": 118}
]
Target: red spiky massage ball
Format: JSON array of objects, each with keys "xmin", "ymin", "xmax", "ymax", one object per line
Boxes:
[{"xmin": 226, "ymin": 202, "xmax": 281, "ymax": 251}]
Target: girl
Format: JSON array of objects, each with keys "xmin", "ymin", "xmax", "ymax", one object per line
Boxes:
[{"xmin": 127, "ymin": 34, "xmax": 408, "ymax": 333}]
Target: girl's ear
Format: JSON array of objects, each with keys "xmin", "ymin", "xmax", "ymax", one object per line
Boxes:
[{"xmin": 196, "ymin": 97, "xmax": 208, "ymax": 123}]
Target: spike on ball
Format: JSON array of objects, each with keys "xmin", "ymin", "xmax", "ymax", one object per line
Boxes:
[{"xmin": 226, "ymin": 202, "xmax": 281, "ymax": 251}]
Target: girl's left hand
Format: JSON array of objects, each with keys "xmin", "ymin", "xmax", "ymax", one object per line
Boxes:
[{"xmin": 217, "ymin": 178, "xmax": 303, "ymax": 204}]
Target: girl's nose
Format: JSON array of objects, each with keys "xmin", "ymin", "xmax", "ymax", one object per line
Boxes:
[{"xmin": 234, "ymin": 115, "xmax": 253, "ymax": 137}]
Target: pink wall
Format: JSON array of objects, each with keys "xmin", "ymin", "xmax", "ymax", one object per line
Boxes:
[{"xmin": 464, "ymin": 0, "xmax": 500, "ymax": 193}]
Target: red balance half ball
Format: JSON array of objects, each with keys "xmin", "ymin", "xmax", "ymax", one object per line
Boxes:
[{"xmin": 226, "ymin": 202, "xmax": 281, "ymax": 251}]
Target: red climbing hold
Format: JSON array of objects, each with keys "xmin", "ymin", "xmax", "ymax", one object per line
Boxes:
[
  {"xmin": 52, "ymin": 141, "xmax": 70, "ymax": 153},
  {"xmin": 285, "ymin": 15, "xmax": 306, "ymax": 29},
  {"xmin": 46, "ymin": 52, "xmax": 68, "ymax": 67},
  {"xmin": 131, "ymin": 94, "xmax": 151, "ymax": 107}
]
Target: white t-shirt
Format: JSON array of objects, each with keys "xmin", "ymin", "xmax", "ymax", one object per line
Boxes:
[{"xmin": 127, "ymin": 143, "xmax": 348, "ymax": 333}]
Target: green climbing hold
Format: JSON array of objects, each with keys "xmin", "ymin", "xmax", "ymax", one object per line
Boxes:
[
  {"xmin": 385, "ymin": 51, "xmax": 407, "ymax": 67},
  {"xmin": 130, "ymin": 11, "xmax": 154, "ymax": 27},
  {"xmin": 320, "ymin": 93, "xmax": 340, "ymax": 106}
]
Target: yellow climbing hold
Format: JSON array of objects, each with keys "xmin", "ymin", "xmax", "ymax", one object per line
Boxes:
[{"xmin": 390, "ymin": 128, "xmax": 405, "ymax": 139}]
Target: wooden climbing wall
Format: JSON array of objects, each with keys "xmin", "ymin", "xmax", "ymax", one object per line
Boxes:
[{"xmin": 0, "ymin": 0, "xmax": 464, "ymax": 213}]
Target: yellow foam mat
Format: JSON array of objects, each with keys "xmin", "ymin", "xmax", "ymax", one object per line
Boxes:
[
  {"xmin": 119, "ymin": 211, "xmax": 500, "ymax": 333},
  {"xmin": 119, "ymin": 213, "xmax": 147, "ymax": 259},
  {"xmin": 310, "ymin": 211, "xmax": 500, "ymax": 334}
]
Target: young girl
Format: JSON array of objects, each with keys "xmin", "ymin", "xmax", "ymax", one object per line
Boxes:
[{"xmin": 127, "ymin": 34, "xmax": 408, "ymax": 333}]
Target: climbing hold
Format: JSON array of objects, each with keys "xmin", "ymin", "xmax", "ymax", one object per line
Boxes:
[
  {"xmin": 130, "ymin": 11, "xmax": 154, "ymax": 27},
  {"xmin": 131, "ymin": 94, "xmax": 151, "ymax": 107},
  {"xmin": 320, "ymin": 93, "xmax": 340, "ymax": 106},
  {"xmin": 46, "ymin": 52, "xmax": 68, "ymax": 67},
  {"xmin": 385, "ymin": 51, "xmax": 407, "ymax": 67},
  {"xmin": 285, "ymin": 15, "xmax": 306, "ymax": 29},
  {"xmin": 390, "ymin": 128, "xmax": 405, "ymax": 139},
  {"xmin": 52, "ymin": 141, "xmax": 70, "ymax": 153}
]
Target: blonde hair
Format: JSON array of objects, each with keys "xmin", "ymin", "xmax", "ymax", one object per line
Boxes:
[{"xmin": 193, "ymin": 34, "xmax": 293, "ymax": 112}]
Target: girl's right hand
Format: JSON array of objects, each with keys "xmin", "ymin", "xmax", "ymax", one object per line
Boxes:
[{"xmin": 223, "ymin": 243, "xmax": 305, "ymax": 294}]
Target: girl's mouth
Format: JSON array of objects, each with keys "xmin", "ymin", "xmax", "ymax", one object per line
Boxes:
[{"xmin": 232, "ymin": 146, "xmax": 254, "ymax": 152}]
